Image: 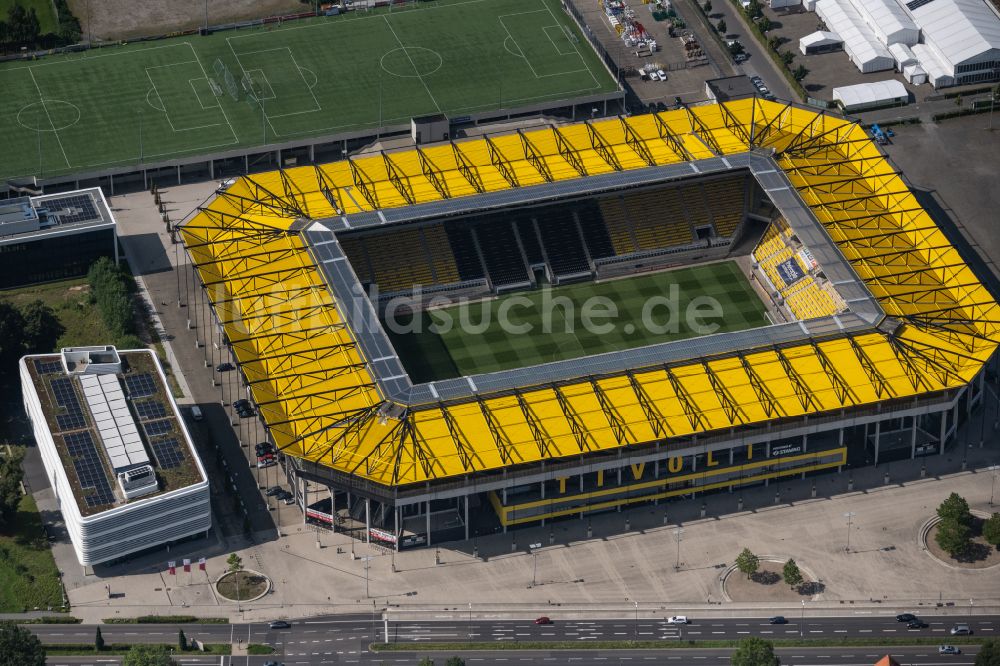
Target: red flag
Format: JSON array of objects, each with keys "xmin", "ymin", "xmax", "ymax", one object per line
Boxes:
[
  {"xmin": 182, "ymin": 558, "xmax": 191, "ymax": 573},
  {"xmin": 168, "ymin": 561, "xmax": 176, "ymax": 575},
  {"xmin": 198, "ymin": 557, "xmax": 207, "ymax": 571}
]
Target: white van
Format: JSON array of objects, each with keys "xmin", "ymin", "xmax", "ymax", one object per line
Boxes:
[{"xmin": 189, "ymin": 405, "xmax": 203, "ymax": 421}]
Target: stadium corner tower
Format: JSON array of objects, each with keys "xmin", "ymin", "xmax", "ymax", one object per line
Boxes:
[{"xmin": 180, "ymin": 99, "xmax": 999, "ymax": 548}]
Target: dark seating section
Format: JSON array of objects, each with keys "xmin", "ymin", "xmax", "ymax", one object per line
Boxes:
[
  {"xmin": 515, "ymin": 216, "xmax": 544, "ymax": 265},
  {"xmin": 445, "ymin": 224, "xmax": 485, "ymax": 281},
  {"xmin": 476, "ymin": 223, "xmax": 529, "ymax": 286},
  {"xmin": 576, "ymin": 201, "xmax": 615, "ymax": 259},
  {"xmin": 536, "ymin": 209, "xmax": 590, "ymax": 276}
]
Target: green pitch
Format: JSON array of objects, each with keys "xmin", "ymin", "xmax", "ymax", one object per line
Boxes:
[
  {"xmin": 0, "ymin": 0, "xmax": 616, "ymax": 181},
  {"xmin": 387, "ymin": 261, "xmax": 770, "ymax": 382}
]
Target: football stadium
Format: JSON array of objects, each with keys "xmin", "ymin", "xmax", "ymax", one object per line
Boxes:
[{"xmin": 180, "ymin": 98, "xmax": 999, "ymax": 548}]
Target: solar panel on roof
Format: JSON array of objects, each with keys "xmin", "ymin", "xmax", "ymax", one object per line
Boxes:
[
  {"xmin": 134, "ymin": 401, "xmax": 167, "ymax": 420},
  {"xmin": 124, "ymin": 373, "xmax": 156, "ymax": 397},
  {"xmin": 64, "ymin": 431, "xmax": 115, "ymax": 508},
  {"xmin": 50, "ymin": 377, "xmax": 87, "ymax": 431},
  {"xmin": 143, "ymin": 419, "xmax": 172, "ymax": 437},
  {"xmin": 34, "ymin": 193, "xmax": 101, "ymax": 226},
  {"xmin": 34, "ymin": 360, "xmax": 63, "ymax": 375},
  {"xmin": 151, "ymin": 438, "xmax": 184, "ymax": 469}
]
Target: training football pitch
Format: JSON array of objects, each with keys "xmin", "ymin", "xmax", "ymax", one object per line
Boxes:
[
  {"xmin": 0, "ymin": 0, "xmax": 616, "ymax": 181},
  {"xmin": 386, "ymin": 261, "xmax": 770, "ymax": 382}
]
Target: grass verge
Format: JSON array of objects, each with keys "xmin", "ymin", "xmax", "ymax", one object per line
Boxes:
[
  {"xmin": 248, "ymin": 644, "xmax": 276, "ymax": 655},
  {"xmin": 102, "ymin": 615, "xmax": 228, "ymax": 624},
  {"xmin": 372, "ymin": 636, "xmax": 990, "ymax": 652},
  {"xmin": 0, "ymin": 494, "xmax": 65, "ymax": 612},
  {"xmin": 44, "ymin": 643, "xmax": 231, "ymax": 656}
]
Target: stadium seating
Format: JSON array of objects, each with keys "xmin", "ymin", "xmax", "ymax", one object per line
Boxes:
[
  {"xmin": 421, "ymin": 225, "xmax": 460, "ymax": 285},
  {"xmin": 515, "ymin": 216, "xmax": 545, "ymax": 265},
  {"xmin": 620, "ymin": 188, "xmax": 694, "ymax": 251},
  {"xmin": 445, "ymin": 224, "xmax": 486, "ymax": 282},
  {"xmin": 340, "ymin": 224, "xmax": 460, "ymax": 294},
  {"xmin": 476, "ymin": 223, "xmax": 530, "ymax": 286},
  {"xmin": 576, "ymin": 201, "xmax": 615, "ymax": 259},
  {"xmin": 598, "ymin": 196, "xmax": 636, "ymax": 255},
  {"xmin": 339, "ymin": 236, "xmax": 372, "ymax": 284},
  {"xmin": 702, "ymin": 178, "xmax": 745, "ymax": 237},
  {"xmin": 536, "ymin": 210, "xmax": 591, "ymax": 276}
]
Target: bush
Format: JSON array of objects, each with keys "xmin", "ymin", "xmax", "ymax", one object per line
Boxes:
[
  {"xmin": 937, "ymin": 493, "xmax": 973, "ymax": 527},
  {"xmin": 983, "ymin": 513, "xmax": 1000, "ymax": 548},
  {"xmin": 87, "ymin": 258, "xmax": 136, "ymax": 338},
  {"xmin": 936, "ymin": 519, "xmax": 972, "ymax": 557}
]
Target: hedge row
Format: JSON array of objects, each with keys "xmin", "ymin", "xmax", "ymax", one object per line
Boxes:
[
  {"xmin": 102, "ymin": 615, "xmax": 228, "ymax": 624},
  {"xmin": 86, "ymin": 257, "xmax": 138, "ymax": 343}
]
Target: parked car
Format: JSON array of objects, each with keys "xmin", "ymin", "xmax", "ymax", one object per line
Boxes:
[
  {"xmin": 895, "ymin": 613, "xmax": 916, "ymax": 622},
  {"xmin": 257, "ymin": 457, "xmax": 276, "ymax": 469},
  {"xmin": 656, "ymin": 69, "xmax": 667, "ymax": 80},
  {"xmin": 534, "ymin": 616, "xmax": 552, "ymax": 625},
  {"xmin": 768, "ymin": 616, "xmax": 787, "ymax": 624},
  {"xmin": 268, "ymin": 620, "xmax": 290, "ymax": 629},
  {"xmin": 939, "ymin": 645, "xmax": 961, "ymax": 654},
  {"xmin": 216, "ymin": 362, "xmax": 235, "ymax": 372},
  {"xmin": 734, "ymin": 53, "xmax": 749, "ymax": 63},
  {"xmin": 265, "ymin": 486, "xmax": 283, "ymax": 497},
  {"xmin": 275, "ymin": 490, "xmax": 292, "ymax": 500},
  {"xmin": 950, "ymin": 624, "xmax": 972, "ymax": 636},
  {"xmin": 648, "ymin": 71, "xmax": 660, "ymax": 81},
  {"xmin": 667, "ymin": 616, "xmax": 689, "ymax": 624},
  {"xmin": 237, "ymin": 406, "xmax": 255, "ymax": 418},
  {"xmin": 908, "ymin": 620, "xmax": 928, "ymax": 629},
  {"xmin": 233, "ymin": 399, "xmax": 250, "ymax": 409},
  {"xmin": 189, "ymin": 405, "xmax": 203, "ymax": 421},
  {"xmin": 283, "ymin": 496, "xmax": 297, "ymax": 505}
]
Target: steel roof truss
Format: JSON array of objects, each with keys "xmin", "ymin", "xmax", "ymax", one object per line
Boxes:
[
  {"xmin": 439, "ymin": 403, "xmax": 484, "ymax": 472},
  {"xmin": 739, "ymin": 355, "xmax": 783, "ymax": 419},
  {"xmin": 703, "ymin": 362, "xmax": 748, "ymax": 424},
  {"xmin": 848, "ymin": 336, "xmax": 893, "ymax": 400},
  {"xmin": 619, "ymin": 116, "xmax": 656, "ymax": 167},
  {"xmin": 812, "ymin": 342, "xmax": 857, "ymax": 406},
  {"xmin": 314, "ymin": 164, "xmax": 343, "ymax": 213},
  {"xmin": 514, "ymin": 391, "xmax": 555, "ymax": 458},
  {"xmin": 625, "ymin": 369, "xmax": 672, "ymax": 439},
  {"xmin": 416, "ymin": 146, "xmax": 451, "ymax": 199},
  {"xmin": 679, "ymin": 106, "xmax": 721, "ymax": 156},
  {"xmin": 451, "ymin": 141, "xmax": 486, "ymax": 193},
  {"xmin": 485, "ymin": 135, "xmax": 519, "ymax": 188},
  {"xmin": 663, "ymin": 365, "xmax": 708, "ymax": 431},
  {"xmin": 589, "ymin": 378, "xmax": 633, "ymax": 445},
  {"xmin": 518, "ymin": 130, "xmax": 553, "ymax": 183},
  {"xmin": 551, "ymin": 385, "xmax": 596, "ymax": 452},
  {"xmin": 476, "ymin": 396, "xmax": 517, "ymax": 465},
  {"xmin": 382, "ymin": 151, "xmax": 417, "ymax": 206},
  {"xmin": 775, "ymin": 349, "xmax": 820, "ymax": 412},
  {"xmin": 551, "ymin": 125, "xmax": 587, "ymax": 178},
  {"xmin": 348, "ymin": 158, "xmax": 380, "ymax": 209},
  {"xmin": 585, "ymin": 121, "xmax": 621, "ymax": 171},
  {"xmin": 653, "ymin": 112, "xmax": 693, "ymax": 161}
]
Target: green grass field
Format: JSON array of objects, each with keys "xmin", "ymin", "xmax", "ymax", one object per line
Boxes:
[
  {"xmin": 0, "ymin": 0, "xmax": 58, "ymax": 35},
  {"xmin": 0, "ymin": 494, "xmax": 64, "ymax": 612},
  {"xmin": 387, "ymin": 262, "xmax": 770, "ymax": 382},
  {"xmin": 0, "ymin": 0, "xmax": 616, "ymax": 180}
]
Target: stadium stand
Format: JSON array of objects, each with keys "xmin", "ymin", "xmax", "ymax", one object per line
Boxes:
[
  {"xmin": 445, "ymin": 224, "xmax": 486, "ymax": 282},
  {"xmin": 421, "ymin": 225, "xmax": 461, "ymax": 285},
  {"xmin": 598, "ymin": 196, "xmax": 636, "ymax": 255},
  {"xmin": 339, "ymin": 224, "xmax": 460, "ymax": 294},
  {"xmin": 515, "ymin": 216, "xmax": 545, "ymax": 265},
  {"xmin": 339, "ymin": 236, "xmax": 372, "ymax": 284},
  {"xmin": 536, "ymin": 209, "xmax": 591, "ymax": 277},
  {"xmin": 476, "ymin": 223, "xmax": 530, "ymax": 287},
  {"xmin": 575, "ymin": 201, "xmax": 615, "ymax": 260},
  {"xmin": 703, "ymin": 177, "xmax": 746, "ymax": 237},
  {"xmin": 621, "ymin": 188, "xmax": 694, "ymax": 251}
]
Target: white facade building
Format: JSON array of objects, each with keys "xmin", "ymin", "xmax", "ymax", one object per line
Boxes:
[
  {"xmin": 20, "ymin": 347, "xmax": 211, "ymax": 567},
  {"xmin": 845, "ymin": 0, "xmax": 919, "ymax": 46},
  {"xmin": 908, "ymin": 0, "xmax": 1000, "ymax": 86},
  {"xmin": 833, "ymin": 79, "xmax": 909, "ymax": 110}
]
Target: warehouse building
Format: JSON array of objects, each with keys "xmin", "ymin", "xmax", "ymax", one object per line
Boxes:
[
  {"xmin": 0, "ymin": 188, "xmax": 117, "ymax": 288},
  {"xmin": 20, "ymin": 346, "xmax": 210, "ymax": 567}
]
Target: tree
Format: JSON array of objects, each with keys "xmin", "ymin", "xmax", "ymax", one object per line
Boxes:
[
  {"xmin": 735, "ymin": 547, "xmax": 760, "ymax": 579},
  {"xmin": 793, "ymin": 65, "xmax": 809, "ymax": 82},
  {"xmin": 936, "ymin": 518, "xmax": 972, "ymax": 557},
  {"xmin": 780, "ymin": 50, "xmax": 795, "ymax": 66},
  {"xmin": 19, "ymin": 300, "xmax": 63, "ymax": 354},
  {"xmin": 728, "ymin": 40, "xmax": 745, "ymax": 56},
  {"xmin": 121, "ymin": 645, "xmax": 171, "ymax": 666},
  {"xmin": 731, "ymin": 636, "xmax": 780, "ymax": 666},
  {"xmin": 716, "ymin": 18, "xmax": 727, "ymax": 35},
  {"xmin": 767, "ymin": 36, "xmax": 781, "ymax": 51},
  {"xmin": 0, "ymin": 300, "xmax": 26, "ymax": 369},
  {"xmin": 937, "ymin": 493, "xmax": 973, "ymax": 527},
  {"xmin": 227, "ymin": 553, "xmax": 244, "ymax": 601},
  {"xmin": 417, "ymin": 658, "xmax": 435, "ymax": 666},
  {"xmin": 0, "ymin": 623, "xmax": 46, "ymax": 666},
  {"xmin": 445, "ymin": 658, "xmax": 466, "ymax": 666},
  {"xmin": 982, "ymin": 513, "xmax": 1000, "ymax": 548},
  {"xmin": 782, "ymin": 558, "xmax": 803, "ymax": 589},
  {"xmin": 758, "ymin": 16, "xmax": 773, "ymax": 32},
  {"xmin": 0, "ymin": 448, "xmax": 24, "ymax": 528},
  {"xmin": 178, "ymin": 628, "xmax": 187, "ymax": 651},
  {"xmin": 747, "ymin": 0, "xmax": 764, "ymax": 19},
  {"xmin": 703, "ymin": 0, "xmax": 712, "ymax": 12},
  {"xmin": 95, "ymin": 627, "xmax": 105, "ymax": 651},
  {"xmin": 975, "ymin": 639, "xmax": 1000, "ymax": 666}
]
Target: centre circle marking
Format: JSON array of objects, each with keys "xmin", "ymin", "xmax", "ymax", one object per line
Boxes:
[
  {"xmin": 16, "ymin": 100, "xmax": 81, "ymax": 132},
  {"xmin": 380, "ymin": 47, "xmax": 443, "ymax": 78}
]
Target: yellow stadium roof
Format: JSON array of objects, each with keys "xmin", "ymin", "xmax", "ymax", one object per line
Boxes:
[{"xmin": 180, "ymin": 98, "xmax": 1000, "ymax": 488}]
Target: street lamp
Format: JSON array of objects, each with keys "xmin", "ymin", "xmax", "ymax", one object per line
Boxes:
[
  {"xmin": 673, "ymin": 527, "xmax": 684, "ymax": 571},
  {"xmin": 987, "ymin": 465, "xmax": 999, "ymax": 506},
  {"xmin": 632, "ymin": 600, "xmax": 639, "ymax": 640},
  {"xmin": 799, "ymin": 600, "xmax": 805, "ymax": 637},
  {"xmin": 529, "ymin": 542, "xmax": 542, "ymax": 587},
  {"xmin": 468, "ymin": 602, "xmax": 473, "ymax": 642},
  {"xmin": 844, "ymin": 512, "xmax": 856, "ymax": 552}
]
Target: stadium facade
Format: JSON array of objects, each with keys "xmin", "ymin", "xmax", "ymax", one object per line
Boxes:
[
  {"xmin": 20, "ymin": 346, "xmax": 211, "ymax": 566},
  {"xmin": 180, "ymin": 99, "xmax": 998, "ymax": 548}
]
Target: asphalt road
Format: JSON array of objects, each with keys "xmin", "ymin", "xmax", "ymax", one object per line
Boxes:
[
  {"xmin": 30, "ymin": 613, "xmax": 997, "ymax": 647},
  {"xmin": 45, "ymin": 645, "xmax": 984, "ymax": 665}
]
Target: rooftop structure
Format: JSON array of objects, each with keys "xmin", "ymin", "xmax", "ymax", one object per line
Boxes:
[
  {"xmin": 832, "ymin": 79, "xmax": 910, "ymax": 110},
  {"xmin": 179, "ymin": 99, "xmax": 999, "ymax": 503},
  {"xmin": 20, "ymin": 347, "xmax": 210, "ymax": 566},
  {"xmin": 705, "ymin": 76, "xmax": 761, "ymax": 102},
  {"xmin": 0, "ymin": 187, "xmax": 117, "ymax": 288}
]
